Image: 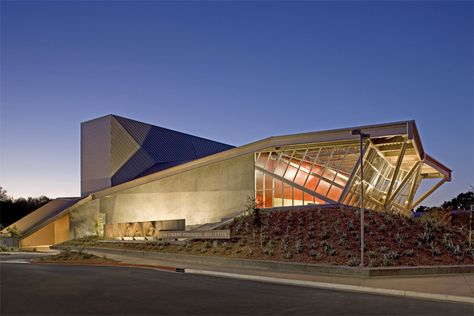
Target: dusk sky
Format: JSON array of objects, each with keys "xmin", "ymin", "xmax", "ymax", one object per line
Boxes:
[{"xmin": 1, "ymin": 1, "xmax": 472, "ymax": 206}]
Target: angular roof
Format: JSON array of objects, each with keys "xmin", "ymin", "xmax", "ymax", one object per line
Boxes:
[
  {"xmin": 91, "ymin": 120, "xmax": 451, "ymax": 200},
  {"xmin": 6, "ymin": 119, "xmax": 451, "ymax": 238},
  {"xmin": 4, "ymin": 198, "xmax": 79, "ymax": 236}
]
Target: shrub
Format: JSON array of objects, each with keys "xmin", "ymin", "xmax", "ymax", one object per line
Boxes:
[
  {"xmin": 247, "ymin": 248, "xmax": 253, "ymax": 257},
  {"xmin": 321, "ymin": 230, "xmax": 330, "ymax": 240},
  {"xmin": 264, "ymin": 242, "xmax": 274, "ymax": 256},
  {"xmin": 320, "ymin": 241, "xmax": 332, "ymax": 254},
  {"xmin": 403, "ymin": 249, "xmax": 415, "ymax": 257},
  {"xmin": 6, "ymin": 226, "xmax": 22, "ymax": 239},
  {"xmin": 347, "ymin": 256, "xmax": 357, "ymax": 267},
  {"xmin": 382, "ymin": 251, "xmax": 399, "ymax": 266},
  {"xmin": 309, "ymin": 250, "xmax": 321, "ymax": 260},
  {"xmin": 418, "ymin": 231, "xmax": 433, "ymax": 243},
  {"xmin": 339, "ymin": 237, "xmax": 348, "ymax": 247},
  {"xmin": 420, "ymin": 207, "xmax": 452, "ymax": 227},
  {"xmin": 452, "ymin": 245, "xmax": 462, "ymax": 256},
  {"xmin": 369, "ymin": 256, "xmax": 377, "ymax": 267},
  {"xmin": 348, "ymin": 220, "xmax": 355, "ymax": 231},
  {"xmin": 295, "ymin": 240, "xmax": 304, "ymax": 254},
  {"xmin": 333, "ymin": 224, "xmax": 340, "ymax": 235},
  {"xmin": 430, "ymin": 243, "xmax": 441, "ymax": 256},
  {"xmin": 394, "ymin": 232, "xmax": 404, "ymax": 244}
]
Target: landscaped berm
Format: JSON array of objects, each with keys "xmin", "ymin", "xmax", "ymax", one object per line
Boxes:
[{"xmin": 61, "ymin": 205, "xmax": 474, "ymax": 267}]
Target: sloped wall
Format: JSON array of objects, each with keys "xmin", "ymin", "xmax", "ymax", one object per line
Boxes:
[{"xmin": 70, "ymin": 154, "xmax": 254, "ymax": 239}]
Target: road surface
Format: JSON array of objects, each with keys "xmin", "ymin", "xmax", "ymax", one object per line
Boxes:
[{"xmin": 1, "ymin": 263, "xmax": 472, "ymax": 315}]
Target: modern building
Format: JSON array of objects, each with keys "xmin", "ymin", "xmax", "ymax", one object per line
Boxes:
[{"xmin": 5, "ymin": 115, "xmax": 451, "ymax": 249}]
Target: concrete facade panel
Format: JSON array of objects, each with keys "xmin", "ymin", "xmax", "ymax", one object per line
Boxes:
[
  {"xmin": 54, "ymin": 215, "xmax": 70, "ymax": 244},
  {"xmin": 21, "ymin": 221, "xmax": 55, "ymax": 247},
  {"xmin": 69, "ymin": 199, "xmax": 100, "ymax": 239},
  {"xmin": 70, "ymin": 154, "xmax": 254, "ymax": 238}
]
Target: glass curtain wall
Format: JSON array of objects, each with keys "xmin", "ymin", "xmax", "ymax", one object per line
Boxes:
[
  {"xmin": 255, "ymin": 140, "xmax": 419, "ymax": 213},
  {"xmin": 255, "ymin": 143, "xmax": 360, "ymax": 208}
]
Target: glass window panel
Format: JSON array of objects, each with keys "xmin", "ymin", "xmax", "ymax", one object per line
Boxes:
[
  {"xmin": 264, "ymin": 190, "xmax": 273, "ymax": 208},
  {"xmin": 264, "ymin": 174, "xmax": 273, "ymax": 191},
  {"xmin": 293, "ymin": 188, "xmax": 303, "ymax": 206},
  {"xmin": 323, "ymin": 167, "xmax": 337, "ymax": 182},
  {"xmin": 305, "ymin": 174, "xmax": 319, "ymax": 191},
  {"xmin": 315, "ymin": 180, "xmax": 331, "ymax": 197},
  {"xmin": 283, "ymin": 183, "xmax": 293, "ymax": 206},
  {"xmin": 265, "ymin": 153, "xmax": 278, "ymax": 172},
  {"xmin": 274, "ymin": 158, "xmax": 288, "ymax": 176},
  {"xmin": 314, "ymin": 196, "xmax": 326, "ymax": 205},
  {"xmin": 333, "ymin": 172, "xmax": 349, "ymax": 187},
  {"xmin": 327, "ymin": 186, "xmax": 343, "ymax": 201},
  {"xmin": 303, "ymin": 192, "xmax": 314, "ymax": 205},
  {"xmin": 285, "ymin": 163, "xmax": 299, "ymax": 181},
  {"xmin": 274, "ymin": 180, "xmax": 283, "ymax": 199},
  {"xmin": 256, "ymin": 190, "xmax": 263, "ymax": 208},
  {"xmin": 255, "ymin": 170, "xmax": 263, "ymax": 191},
  {"xmin": 311, "ymin": 164, "xmax": 323, "ymax": 176},
  {"xmin": 294, "ymin": 169, "xmax": 309, "ymax": 186},
  {"xmin": 256, "ymin": 153, "xmax": 268, "ymax": 168}
]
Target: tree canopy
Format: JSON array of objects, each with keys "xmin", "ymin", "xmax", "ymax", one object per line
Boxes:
[
  {"xmin": 416, "ymin": 190, "xmax": 474, "ymax": 212},
  {"xmin": 0, "ymin": 187, "xmax": 51, "ymax": 228}
]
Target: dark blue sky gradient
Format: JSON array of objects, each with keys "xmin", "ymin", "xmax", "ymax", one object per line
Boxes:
[{"xmin": 1, "ymin": 1, "xmax": 472, "ymax": 206}]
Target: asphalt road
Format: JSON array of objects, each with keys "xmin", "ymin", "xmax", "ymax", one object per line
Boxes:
[{"xmin": 1, "ymin": 263, "xmax": 472, "ymax": 315}]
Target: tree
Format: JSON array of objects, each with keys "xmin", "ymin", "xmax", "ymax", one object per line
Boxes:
[
  {"xmin": 441, "ymin": 191, "xmax": 474, "ymax": 210},
  {"xmin": 416, "ymin": 189, "xmax": 474, "ymax": 212},
  {"xmin": 0, "ymin": 186, "xmax": 51, "ymax": 227},
  {"xmin": 0, "ymin": 187, "xmax": 9, "ymax": 202}
]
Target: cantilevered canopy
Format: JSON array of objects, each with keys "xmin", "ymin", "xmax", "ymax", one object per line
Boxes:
[{"xmin": 253, "ymin": 121, "xmax": 450, "ymax": 214}]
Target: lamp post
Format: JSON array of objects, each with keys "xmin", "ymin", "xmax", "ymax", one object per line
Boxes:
[{"xmin": 352, "ymin": 129, "xmax": 370, "ymax": 266}]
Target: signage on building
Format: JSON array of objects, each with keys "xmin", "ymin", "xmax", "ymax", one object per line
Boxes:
[
  {"xmin": 158, "ymin": 230, "xmax": 230, "ymax": 239},
  {"xmin": 104, "ymin": 219, "xmax": 185, "ymax": 239}
]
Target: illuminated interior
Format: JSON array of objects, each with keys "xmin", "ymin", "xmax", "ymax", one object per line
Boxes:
[{"xmin": 255, "ymin": 135, "xmax": 451, "ymax": 215}]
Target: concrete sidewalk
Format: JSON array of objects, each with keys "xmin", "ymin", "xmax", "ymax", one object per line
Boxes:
[{"xmin": 80, "ymin": 248, "xmax": 474, "ymax": 304}]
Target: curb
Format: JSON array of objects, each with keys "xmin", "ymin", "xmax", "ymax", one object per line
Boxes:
[
  {"xmin": 32, "ymin": 260, "xmax": 184, "ymax": 273},
  {"xmin": 57, "ymin": 246, "xmax": 474, "ymax": 277},
  {"xmin": 185, "ymin": 269, "xmax": 474, "ymax": 305}
]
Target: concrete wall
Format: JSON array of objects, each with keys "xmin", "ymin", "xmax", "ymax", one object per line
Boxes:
[
  {"xmin": 21, "ymin": 214, "xmax": 70, "ymax": 248},
  {"xmin": 70, "ymin": 153, "xmax": 255, "ymax": 239},
  {"xmin": 69, "ymin": 199, "xmax": 100, "ymax": 239}
]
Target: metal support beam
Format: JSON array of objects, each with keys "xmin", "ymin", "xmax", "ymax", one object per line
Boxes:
[
  {"xmin": 386, "ymin": 161, "xmax": 421, "ymax": 207},
  {"xmin": 384, "ymin": 140, "xmax": 408, "ymax": 207},
  {"xmin": 255, "ymin": 166, "xmax": 335, "ymax": 204},
  {"xmin": 407, "ymin": 164, "xmax": 422, "ymax": 210},
  {"xmin": 411, "ymin": 178, "xmax": 448, "ymax": 209},
  {"xmin": 338, "ymin": 142, "xmax": 370, "ymax": 204}
]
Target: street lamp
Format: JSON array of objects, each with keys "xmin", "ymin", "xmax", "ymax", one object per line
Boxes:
[{"xmin": 352, "ymin": 129, "xmax": 370, "ymax": 266}]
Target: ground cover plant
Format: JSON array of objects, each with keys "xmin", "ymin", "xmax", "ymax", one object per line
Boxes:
[
  {"xmin": 61, "ymin": 205, "xmax": 474, "ymax": 267},
  {"xmin": 35, "ymin": 247, "xmax": 115, "ymax": 263}
]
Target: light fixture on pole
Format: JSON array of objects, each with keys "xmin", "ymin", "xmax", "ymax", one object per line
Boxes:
[{"xmin": 351, "ymin": 129, "xmax": 370, "ymax": 266}]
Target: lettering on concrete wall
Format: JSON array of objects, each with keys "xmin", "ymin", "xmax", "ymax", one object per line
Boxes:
[
  {"xmin": 104, "ymin": 219, "xmax": 185, "ymax": 240},
  {"xmin": 158, "ymin": 230, "xmax": 231, "ymax": 239}
]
